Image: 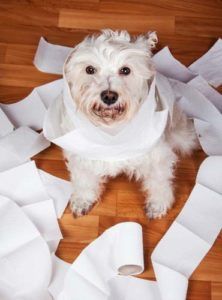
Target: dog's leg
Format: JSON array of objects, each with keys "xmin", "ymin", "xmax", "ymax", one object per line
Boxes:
[
  {"xmin": 70, "ymin": 169, "xmax": 105, "ymax": 217},
  {"xmin": 66, "ymin": 157, "xmax": 105, "ymax": 217},
  {"xmin": 139, "ymin": 143, "xmax": 177, "ymax": 219}
]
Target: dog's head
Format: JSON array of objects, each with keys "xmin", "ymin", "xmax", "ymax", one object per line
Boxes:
[{"xmin": 64, "ymin": 29, "xmax": 157, "ymax": 127}]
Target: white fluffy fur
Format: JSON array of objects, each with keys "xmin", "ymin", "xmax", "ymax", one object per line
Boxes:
[{"xmin": 63, "ymin": 29, "xmax": 197, "ymax": 219}]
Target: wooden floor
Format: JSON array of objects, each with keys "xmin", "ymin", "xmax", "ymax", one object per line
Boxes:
[{"xmin": 0, "ymin": 1, "xmax": 222, "ymax": 299}]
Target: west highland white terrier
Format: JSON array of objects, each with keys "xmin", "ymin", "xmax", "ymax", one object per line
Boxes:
[{"xmin": 62, "ymin": 29, "xmax": 197, "ymax": 219}]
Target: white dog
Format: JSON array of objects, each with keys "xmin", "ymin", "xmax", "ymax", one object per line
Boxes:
[{"xmin": 62, "ymin": 29, "xmax": 197, "ymax": 219}]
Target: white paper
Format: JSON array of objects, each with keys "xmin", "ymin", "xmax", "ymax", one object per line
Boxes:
[
  {"xmin": 58, "ymin": 222, "xmax": 144, "ymax": 299},
  {"xmin": 0, "ymin": 107, "xmax": 14, "ymax": 137},
  {"xmin": 0, "ymin": 196, "xmax": 52, "ymax": 300},
  {"xmin": 153, "ymin": 39, "xmax": 222, "ymax": 88},
  {"xmin": 188, "ymin": 75, "xmax": 222, "ymax": 113},
  {"xmin": 151, "ymin": 155, "xmax": 222, "ymax": 300},
  {"xmin": 48, "ymin": 255, "xmax": 71, "ymax": 299},
  {"xmin": 22, "ymin": 200, "xmax": 63, "ymax": 252},
  {"xmin": 0, "ymin": 79, "xmax": 64, "ymax": 133},
  {"xmin": 0, "ymin": 127, "xmax": 50, "ymax": 171},
  {"xmin": 39, "ymin": 169, "xmax": 72, "ymax": 218},
  {"xmin": 170, "ymin": 79, "xmax": 222, "ymax": 155},
  {"xmin": 43, "ymin": 75, "xmax": 170, "ymax": 161},
  {"xmin": 35, "ymin": 79, "xmax": 64, "ymax": 108},
  {"xmin": 108, "ymin": 276, "xmax": 160, "ymax": 300},
  {"xmin": 153, "ymin": 46, "xmax": 195, "ymax": 82},
  {"xmin": 34, "ymin": 37, "xmax": 72, "ymax": 75},
  {"xmin": 0, "ymin": 90, "xmax": 46, "ymax": 131},
  {"xmin": 189, "ymin": 39, "xmax": 222, "ymax": 87},
  {"xmin": 196, "ymin": 155, "xmax": 222, "ymax": 195},
  {"xmin": 0, "ymin": 160, "xmax": 49, "ymax": 205},
  {"xmin": 0, "ymin": 160, "xmax": 71, "ymax": 217}
]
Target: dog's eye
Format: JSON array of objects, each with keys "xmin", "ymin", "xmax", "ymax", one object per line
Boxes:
[
  {"xmin": 86, "ymin": 66, "xmax": 96, "ymax": 74},
  {"xmin": 119, "ymin": 67, "xmax": 131, "ymax": 76}
]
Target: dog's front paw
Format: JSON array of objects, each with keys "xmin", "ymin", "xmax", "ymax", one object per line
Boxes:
[
  {"xmin": 146, "ymin": 201, "xmax": 170, "ymax": 219},
  {"xmin": 70, "ymin": 194, "xmax": 94, "ymax": 217},
  {"xmin": 145, "ymin": 192, "xmax": 174, "ymax": 219}
]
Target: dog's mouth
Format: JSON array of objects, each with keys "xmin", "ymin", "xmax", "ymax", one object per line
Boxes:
[{"xmin": 92, "ymin": 103, "xmax": 126, "ymax": 120}]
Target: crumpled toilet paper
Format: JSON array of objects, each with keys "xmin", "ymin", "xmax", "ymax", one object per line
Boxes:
[
  {"xmin": 0, "ymin": 90, "xmax": 72, "ymax": 299},
  {"xmin": 48, "ymin": 155, "xmax": 222, "ymax": 300},
  {"xmin": 0, "ymin": 126, "xmax": 50, "ymax": 172},
  {"xmin": 0, "ymin": 36, "xmax": 222, "ymax": 300},
  {"xmin": 0, "ymin": 161, "xmax": 72, "ymax": 300}
]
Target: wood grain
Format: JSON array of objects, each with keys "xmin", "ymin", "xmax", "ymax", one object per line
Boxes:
[
  {"xmin": 58, "ymin": 9, "xmax": 175, "ymax": 34},
  {"xmin": 0, "ymin": 1, "xmax": 221, "ymax": 299}
]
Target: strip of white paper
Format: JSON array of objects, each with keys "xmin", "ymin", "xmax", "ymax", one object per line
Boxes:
[
  {"xmin": 48, "ymin": 255, "xmax": 71, "ymax": 299},
  {"xmin": 39, "ymin": 169, "xmax": 72, "ymax": 218},
  {"xmin": 0, "ymin": 127, "xmax": 50, "ymax": 171},
  {"xmin": 43, "ymin": 75, "xmax": 169, "ymax": 161},
  {"xmin": 188, "ymin": 75, "xmax": 222, "ymax": 112},
  {"xmin": 0, "ymin": 90, "xmax": 47, "ymax": 131},
  {"xmin": 22, "ymin": 200, "xmax": 63, "ymax": 252},
  {"xmin": 0, "ymin": 107, "xmax": 14, "ymax": 137},
  {"xmin": 0, "ymin": 160, "xmax": 71, "ymax": 217},
  {"xmin": 35, "ymin": 79, "xmax": 64, "ymax": 108},
  {"xmin": 153, "ymin": 47, "xmax": 196, "ymax": 82},
  {"xmin": 0, "ymin": 79, "xmax": 64, "ymax": 132},
  {"xmin": 189, "ymin": 39, "xmax": 222, "ymax": 87},
  {"xmin": 0, "ymin": 160, "xmax": 49, "ymax": 204},
  {"xmin": 57, "ymin": 222, "xmax": 144, "ymax": 300},
  {"xmin": 0, "ymin": 196, "xmax": 52, "ymax": 300},
  {"xmin": 153, "ymin": 39, "xmax": 222, "ymax": 88},
  {"xmin": 152, "ymin": 156, "xmax": 222, "ymax": 300},
  {"xmin": 34, "ymin": 37, "xmax": 72, "ymax": 75},
  {"xmin": 170, "ymin": 79, "xmax": 222, "ymax": 155}
]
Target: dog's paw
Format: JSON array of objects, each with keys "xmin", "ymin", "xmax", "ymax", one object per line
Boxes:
[
  {"xmin": 70, "ymin": 195, "xmax": 94, "ymax": 217},
  {"xmin": 146, "ymin": 192, "xmax": 174, "ymax": 219},
  {"xmin": 146, "ymin": 201, "xmax": 170, "ymax": 219}
]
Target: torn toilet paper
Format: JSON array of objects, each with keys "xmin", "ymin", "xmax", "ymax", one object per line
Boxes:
[{"xmin": 0, "ymin": 37, "xmax": 222, "ymax": 300}]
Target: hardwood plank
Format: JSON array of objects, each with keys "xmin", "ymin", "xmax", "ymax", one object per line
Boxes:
[
  {"xmin": 0, "ymin": 85, "xmax": 33, "ymax": 102},
  {"xmin": 0, "ymin": 4, "xmax": 59, "ymax": 27},
  {"xmin": 0, "ymin": 64, "xmax": 59, "ymax": 87},
  {"xmin": 90, "ymin": 189, "xmax": 117, "ymax": 217},
  {"xmin": 212, "ymin": 282, "xmax": 222, "ymax": 300},
  {"xmin": 176, "ymin": 16, "xmax": 222, "ymax": 38},
  {"xmin": 4, "ymin": 43, "xmax": 36, "ymax": 65},
  {"xmin": 0, "ymin": 23, "xmax": 90, "ymax": 46},
  {"xmin": 58, "ymin": 9, "xmax": 175, "ymax": 34},
  {"xmin": 59, "ymin": 214, "xmax": 99, "ymax": 243},
  {"xmin": 187, "ymin": 280, "xmax": 211, "ymax": 300},
  {"xmin": 56, "ymin": 241, "xmax": 88, "ymax": 263},
  {"xmin": 0, "ymin": 0, "xmax": 99, "ymax": 10},
  {"xmin": 100, "ymin": 0, "xmax": 222, "ymax": 18},
  {"xmin": 35, "ymin": 157, "xmax": 69, "ymax": 180},
  {"xmin": 0, "ymin": 43, "xmax": 7, "ymax": 63},
  {"xmin": 191, "ymin": 236, "xmax": 222, "ymax": 282},
  {"xmin": 117, "ymin": 190, "xmax": 147, "ymax": 218}
]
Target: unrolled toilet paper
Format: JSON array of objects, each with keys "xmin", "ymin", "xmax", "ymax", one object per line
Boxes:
[{"xmin": 0, "ymin": 36, "xmax": 221, "ymax": 300}]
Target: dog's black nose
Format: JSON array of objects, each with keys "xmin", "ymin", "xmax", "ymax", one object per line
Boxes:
[{"xmin": 100, "ymin": 90, "xmax": 118, "ymax": 105}]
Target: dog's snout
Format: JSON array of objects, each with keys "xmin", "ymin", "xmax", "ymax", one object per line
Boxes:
[{"xmin": 100, "ymin": 90, "xmax": 118, "ymax": 105}]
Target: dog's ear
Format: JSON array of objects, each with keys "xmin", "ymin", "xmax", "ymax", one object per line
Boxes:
[{"xmin": 135, "ymin": 31, "xmax": 158, "ymax": 54}]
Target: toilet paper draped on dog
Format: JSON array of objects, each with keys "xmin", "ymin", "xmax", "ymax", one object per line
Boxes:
[
  {"xmin": 38, "ymin": 37, "xmax": 222, "ymax": 160},
  {"xmin": 43, "ymin": 53, "xmax": 172, "ymax": 161}
]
